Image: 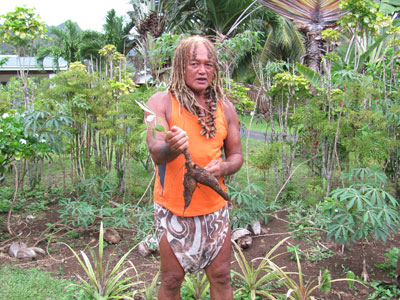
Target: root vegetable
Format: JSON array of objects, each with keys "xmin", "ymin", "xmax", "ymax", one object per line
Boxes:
[{"xmin": 183, "ymin": 149, "xmax": 230, "ymax": 214}]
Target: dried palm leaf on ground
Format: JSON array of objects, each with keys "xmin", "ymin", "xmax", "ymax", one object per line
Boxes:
[{"xmin": 183, "ymin": 149, "xmax": 230, "ymax": 214}]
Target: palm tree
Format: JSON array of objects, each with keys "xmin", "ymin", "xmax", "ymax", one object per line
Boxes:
[
  {"xmin": 103, "ymin": 9, "xmax": 135, "ymax": 55},
  {"xmin": 79, "ymin": 30, "xmax": 106, "ymax": 61},
  {"xmin": 37, "ymin": 20, "xmax": 83, "ymax": 66},
  {"xmin": 257, "ymin": 0, "xmax": 346, "ymax": 72},
  {"xmin": 163, "ymin": 0, "xmax": 260, "ymax": 36}
]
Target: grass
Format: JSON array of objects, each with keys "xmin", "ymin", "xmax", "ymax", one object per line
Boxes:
[
  {"xmin": 0, "ymin": 265, "xmax": 82, "ymax": 300},
  {"xmin": 239, "ymin": 114, "xmax": 296, "ymax": 135},
  {"xmin": 239, "ymin": 114, "xmax": 268, "ymax": 132}
]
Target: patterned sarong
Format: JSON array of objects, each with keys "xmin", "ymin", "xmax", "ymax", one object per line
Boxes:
[{"xmin": 154, "ymin": 202, "xmax": 229, "ymax": 273}]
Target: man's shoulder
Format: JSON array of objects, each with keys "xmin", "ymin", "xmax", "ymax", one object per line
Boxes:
[
  {"xmin": 147, "ymin": 91, "xmax": 172, "ymax": 117},
  {"xmin": 222, "ymin": 98, "xmax": 234, "ymax": 110},
  {"xmin": 221, "ymin": 99, "xmax": 237, "ymax": 123},
  {"xmin": 148, "ymin": 90, "xmax": 170, "ymax": 103}
]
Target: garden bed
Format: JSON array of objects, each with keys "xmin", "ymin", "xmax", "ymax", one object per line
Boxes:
[{"xmin": 1, "ymin": 199, "xmax": 399, "ymax": 300}]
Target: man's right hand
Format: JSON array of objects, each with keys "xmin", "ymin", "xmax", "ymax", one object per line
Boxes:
[{"xmin": 165, "ymin": 126, "xmax": 188, "ymax": 155}]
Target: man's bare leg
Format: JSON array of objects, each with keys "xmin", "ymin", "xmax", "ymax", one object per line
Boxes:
[
  {"xmin": 158, "ymin": 235, "xmax": 185, "ymax": 300},
  {"xmin": 205, "ymin": 229, "xmax": 233, "ymax": 300}
]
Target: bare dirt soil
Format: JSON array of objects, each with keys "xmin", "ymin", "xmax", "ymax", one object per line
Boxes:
[{"xmin": 1, "ymin": 202, "xmax": 399, "ymax": 300}]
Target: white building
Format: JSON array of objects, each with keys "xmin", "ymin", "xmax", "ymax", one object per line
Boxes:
[{"xmin": 0, "ymin": 55, "xmax": 68, "ymax": 85}]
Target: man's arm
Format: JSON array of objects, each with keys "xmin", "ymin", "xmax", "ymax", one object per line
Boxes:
[
  {"xmin": 145, "ymin": 91, "xmax": 188, "ymax": 165},
  {"xmin": 204, "ymin": 100, "xmax": 243, "ymax": 177}
]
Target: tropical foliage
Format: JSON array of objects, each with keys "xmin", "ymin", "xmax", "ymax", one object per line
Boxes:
[{"xmin": 1, "ymin": 0, "xmax": 400, "ymax": 298}]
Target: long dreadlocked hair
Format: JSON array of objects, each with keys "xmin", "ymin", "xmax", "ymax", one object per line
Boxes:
[{"xmin": 168, "ymin": 35, "xmax": 225, "ymax": 138}]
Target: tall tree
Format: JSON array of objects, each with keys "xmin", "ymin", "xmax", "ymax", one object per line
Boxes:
[
  {"xmin": 257, "ymin": 0, "xmax": 346, "ymax": 72},
  {"xmin": 163, "ymin": 0, "xmax": 258, "ymax": 36},
  {"xmin": 103, "ymin": 9, "xmax": 135, "ymax": 55},
  {"xmin": 37, "ymin": 20, "xmax": 83, "ymax": 65},
  {"xmin": 0, "ymin": 6, "xmax": 48, "ymax": 109}
]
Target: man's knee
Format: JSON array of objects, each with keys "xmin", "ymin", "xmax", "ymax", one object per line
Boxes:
[
  {"xmin": 207, "ymin": 265, "xmax": 231, "ymax": 286},
  {"xmin": 161, "ymin": 270, "xmax": 185, "ymax": 290}
]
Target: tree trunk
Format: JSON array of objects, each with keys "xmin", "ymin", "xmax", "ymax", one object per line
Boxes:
[{"xmin": 304, "ymin": 26, "xmax": 323, "ymax": 74}]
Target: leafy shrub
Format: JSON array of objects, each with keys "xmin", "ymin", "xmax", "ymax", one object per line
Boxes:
[
  {"xmin": 375, "ymin": 247, "xmax": 400, "ymax": 278},
  {"xmin": 321, "ymin": 184, "xmax": 400, "ymax": 244},
  {"xmin": 58, "ymin": 198, "xmax": 135, "ymax": 229},
  {"xmin": 224, "ymin": 80, "xmax": 253, "ymax": 115},
  {"xmin": 77, "ymin": 174, "xmax": 115, "ymax": 206},
  {"xmin": 227, "ymin": 183, "xmax": 269, "ymax": 229},
  {"xmin": 249, "ymin": 142, "xmax": 281, "ymax": 179},
  {"xmin": 367, "ymin": 281, "xmax": 400, "ymax": 300},
  {"xmin": 0, "ymin": 112, "xmax": 52, "ymax": 173},
  {"xmin": 131, "ymin": 203, "xmax": 155, "ymax": 244}
]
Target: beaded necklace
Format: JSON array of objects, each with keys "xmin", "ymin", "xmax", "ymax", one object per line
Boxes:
[{"xmin": 194, "ymin": 95, "xmax": 217, "ymax": 139}]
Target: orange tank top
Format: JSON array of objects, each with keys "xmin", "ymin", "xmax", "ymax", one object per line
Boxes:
[{"xmin": 153, "ymin": 93, "xmax": 228, "ymax": 216}]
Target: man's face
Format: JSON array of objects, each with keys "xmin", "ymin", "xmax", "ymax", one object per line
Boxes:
[{"xmin": 184, "ymin": 43, "xmax": 215, "ymax": 95}]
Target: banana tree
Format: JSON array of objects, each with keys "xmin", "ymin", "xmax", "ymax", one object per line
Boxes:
[{"xmin": 257, "ymin": 0, "xmax": 346, "ymax": 73}]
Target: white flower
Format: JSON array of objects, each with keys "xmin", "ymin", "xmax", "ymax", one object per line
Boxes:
[
  {"xmin": 40, "ymin": 139, "xmax": 46, "ymax": 143},
  {"xmin": 34, "ymin": 133, "xmax": 39, "ymax": 138},
  {"xmin": 2, "ymin": 113, "xmax": 9, "ymax": 118},
  {"xmin": 250, "ymin": 111, "xmax": 255, "ymax": 116},
  {"xmin": 19, "ymin": 138, "xmax": 27, "ymax": 144},
  {"xmin": 0, "ymin": 129, "xmax": 3, "ymax": 133}
]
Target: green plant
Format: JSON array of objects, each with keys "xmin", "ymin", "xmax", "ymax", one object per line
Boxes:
[
  {"xmin": 58, "ymin": 197, "xmax": 135, "ymax": 229},
  {"xmin": 228, "ymin": 183, "xmax": 269, "ymax": 229},
  {"xmin": 224, "ymin": 81, "xmax": 253, "ymax": 116},
  {"xmin": 0, "ymin": 112, "xmax": 52, "ymax": 173},
  {"xmin": 287, "ymin": 200, "xmax": 328, "ymax": 240},
  {"xmin": 321, "ymin": 183, "xmax": 400, "ymax": 245},
  {"xmin": 181, "ymin": 271, "xmax": 210, "ymax": 300},
  {"xmin": 132, "ymin": 203, "xmax": 155, "ymax": 244},
  {"xmin": 346, "ymin": 270, "xmax": 356, "ymax": 289},
  {"xmin": 267, "ymin": 249, "xmax": 362, "ymax": 300},
  {"xmin": 375, "ymin": 247, "xmax": 400, "ymax": 278},
  {"xmin": 0, "ymin": 265, "xmax": 81, "ymax": 300},
  {"xmin": 306, "ymin": 245, "xmax": 334, "ymax": 263},
  {"xmin": 232, "ymin": 237, "xmax": 290, "ymax": 300},
  {"xmin": 0, "ymin": 186, "xmax": 17, "ymax": 213},
  {"xmin": 58, "ymin": 198, "xmax": 97, "ymax": 229},
  {"xmin": 287, "ymin": 244, "xmax": 302, "ymax": 261},
  {"xmin": 140, "ymin": 270, "xmax": 160, "ymax": 300},
  {"xmin": 77, "ymin": 174, "xmax": 115, "ymax": 206},
  {"xmin": 344, "ymin": 167, "xmax": 388, "ymax": 186},
  {"xmin": 367, "ymin": 281, "xmax": 400, "ymax": 300},
  {"xmin": 64, "ymin": 222, "xmax": 142, "ymax": 299},
  {"xmin": 249, "ymin": 142, "xmax": 281, "ymax": 180}
]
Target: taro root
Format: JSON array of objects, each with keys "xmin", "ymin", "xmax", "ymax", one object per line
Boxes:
[{"xmin": 183, "ymin": 149, "xmax": 230, "ymax": 214}]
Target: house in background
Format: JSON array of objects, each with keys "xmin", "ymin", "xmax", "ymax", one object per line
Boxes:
[{"xmin": 0, "ymin": 55, "xmax": 68, "ymax": 85}]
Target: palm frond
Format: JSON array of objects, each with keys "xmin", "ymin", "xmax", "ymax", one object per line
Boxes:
[
  {"xmin": 295, "ymin": 62, "xmax": 321, "ymax": 88},
  {"xmin": 257, "ymin": 0, "xmax": 346, "ymax": 26}
]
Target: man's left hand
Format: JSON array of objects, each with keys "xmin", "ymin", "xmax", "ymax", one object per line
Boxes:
[{"xmin": 204, "ymin": 160, "xmax": 226, "ymax": 178}]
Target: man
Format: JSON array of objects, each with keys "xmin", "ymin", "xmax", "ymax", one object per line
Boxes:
[{"xmin": 145, "ymin": 35, "xmax": 243, "ymax": 300}]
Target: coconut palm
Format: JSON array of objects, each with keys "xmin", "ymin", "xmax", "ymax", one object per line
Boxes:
[
  {"xmin": 103, "ymin": 9, "xmax": 135, "ymax": 55},
  {"xmin": 163, "ymin": 0, "xmax": 260, "ymax": 36},
  {"xmin": 36, "ymin": 20, "xmax": 83, "ymax": 66},
  {"xmin": 257, "ymin": 0, "xmax": 346, "ymax": 72}
]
